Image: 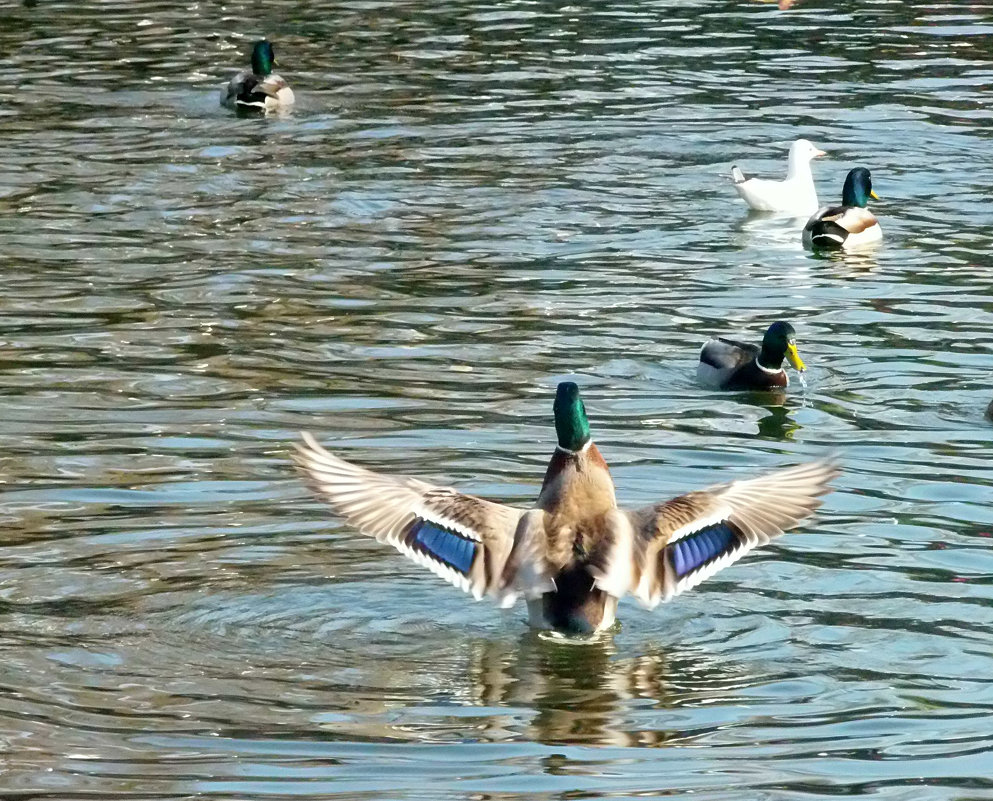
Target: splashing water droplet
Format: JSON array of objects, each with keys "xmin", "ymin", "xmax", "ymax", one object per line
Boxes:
[{"xmin": 797, "ymin": 372, "xmax": 808, "ymax": 391}]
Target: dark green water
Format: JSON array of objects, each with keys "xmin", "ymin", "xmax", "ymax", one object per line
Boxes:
[{"xmin": 1, "ymin": 1, "xmax": 993, "ymax": 798}]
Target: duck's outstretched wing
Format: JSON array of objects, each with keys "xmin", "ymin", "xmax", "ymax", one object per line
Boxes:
[
  {"xmin": 294, "ymin": 433, "xmax": 541, "ymax": 602},
  {"xmin": 591, "ymin": 460, "xmax": 838, "ymax": 606}
]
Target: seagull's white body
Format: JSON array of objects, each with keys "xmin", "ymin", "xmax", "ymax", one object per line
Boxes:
[{"xmin": 731, "ymin": 139, "xmax": 825, "ymax": 215}]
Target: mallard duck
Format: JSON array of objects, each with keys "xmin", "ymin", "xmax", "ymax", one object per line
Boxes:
[
  {"xmin": 295, "ymin": 382, "xmax": 836, "ymax": 635},
  {"xmin": 220, "ymin": 39, "xmax": 295, "ymax": 111},
  {"xmin": 802, "ymin": 168, "xmax": 881, "ymax": 251},
  {"xmin": 697, "ymin": 321, "xmax": 806, "ymax": 391},
  {"xmin": 731, "ymin": 139, "xmax": 826, "ymax": 215}
]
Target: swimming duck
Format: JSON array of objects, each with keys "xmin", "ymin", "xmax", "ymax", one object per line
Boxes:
[
  {"xmin": 220, "ymin": 39, "xmax": 295, "ymax": 111},
  {"xmin": 697, "ymin": 321, "xmax": 806, "ymax": 391},
  {"xmin": 802, "ymin": 168, "xmax": 881, "ymax": 251},
  {"xmin": 295, "ymin": 382, "xmax": 836, "ymax": 635},
  {"xmin": 731, "ymin": 139, "xmax": 826, "ymax": 215}
]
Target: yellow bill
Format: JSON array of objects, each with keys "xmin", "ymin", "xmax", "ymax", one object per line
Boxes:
[
  {"xmin": 870, "ymin": 190, "xmax": 880, "ymax": 200},
  {"xmin": 786, "ymin": 342, "xmax": 806, "ymax": 372}
]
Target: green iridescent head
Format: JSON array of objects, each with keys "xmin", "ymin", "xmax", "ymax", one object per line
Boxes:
[
  {"xmin": 841, "ymin": 168, "xmax": 879, "ymax": 208},
  {"xmin": 251, "ymin": 40, "xmax": 276, "ymax": 76},
  {"xmin": 759, "ymin": 321, "xmax": 806, "ymax": 372},
  {"xmin": 553, "ymin": 382, "xmax": 591, "ymax": 451}
]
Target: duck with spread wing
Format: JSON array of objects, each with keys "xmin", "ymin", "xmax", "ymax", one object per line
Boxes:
[{"xmin": 295, "ymin": 382, "xmax": 837, "ymax": 635}]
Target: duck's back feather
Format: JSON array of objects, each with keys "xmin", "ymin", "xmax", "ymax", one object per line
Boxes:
[
  {"xmin": 697, "ymin": 338, "xmax": 760, "ymax": 388},
  {"xmin": 222, "ymin": 71, "xmax": 294, "ymax": 110},
  {"xmin": 803, "ymin": 205, "xmax": 881, "ymax": 250},
  {"xmin": 700, "ymin": 337, "xmax": 758, "ymax": 370}
]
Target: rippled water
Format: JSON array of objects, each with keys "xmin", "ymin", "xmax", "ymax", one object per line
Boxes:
[{"xmin": 2, "ymin": 0, "xmax": 993, "ymax": 798}]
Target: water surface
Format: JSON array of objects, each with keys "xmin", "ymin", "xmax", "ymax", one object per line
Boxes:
[{"xmin": 2, "ymin": 0, "xmax": 993, "ymax": 798}]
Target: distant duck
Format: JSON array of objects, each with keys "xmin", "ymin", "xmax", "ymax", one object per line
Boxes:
[
  {"xmin": 731, "ymin": 139, "xmax": 826, "ymax": 215},
  {"xmin": 221, "ymin": 40, "xmax": 295, "ymax": 111},
  {"xmin": 697, "ymin": 321, "xmax": 806, "ymax": 391},
  {"xmin": 295, "ymin": 382, "xmax": 836, "ymax": 635},
  {"xmin": 802, "ymin": 168, "xmax": 881, "ymax": 251}
]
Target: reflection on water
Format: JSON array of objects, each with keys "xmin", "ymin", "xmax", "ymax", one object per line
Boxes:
[
  {"xmin": 1, "ymin": 0, "xmax": 993, "ymax": 798},
  {"xmin": 466, "ymin": 634, "xmax": 746, "ymax": 747},
  {"xmin": 755, "ymin": 400, "xmax": 800, "ymax": 440}
]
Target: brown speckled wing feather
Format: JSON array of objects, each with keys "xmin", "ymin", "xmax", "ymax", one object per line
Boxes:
[
  {"xmin": 591, "ymin": 460, "xmax": 838, "ymax": 607},
  {"xmin": 294, "ymin": 432, "xmax": 535, "ymax": 602}
]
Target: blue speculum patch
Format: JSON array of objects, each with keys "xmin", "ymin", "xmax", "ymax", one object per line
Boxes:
[
  {"xmin": 671, "ymin": 522, "xmax": 738, "ymax": 578},
  {"xmin": 410, "ymin": 519, "xmax": 477, "ymax": 575}
]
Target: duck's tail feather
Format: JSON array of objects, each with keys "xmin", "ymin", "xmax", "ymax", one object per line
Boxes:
[{"xmin": 809, "ymin": 220, "xmax": 848, "ymax": 249}]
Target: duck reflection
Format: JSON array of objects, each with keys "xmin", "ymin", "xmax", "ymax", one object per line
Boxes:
[
  {"xmin": 807, "ymin": 245, "xmax": 880, "ymax": 273},
  {"xmin": 463, "ymin": 631, "xmax": 750, "ymax": 746},
  {"xmin": 708, "ymin": 392, "xmax": 802, "ymax": 441},
  {"xmin": 754, "ymin": 397, "xmax": 801, "ymax": 440}
]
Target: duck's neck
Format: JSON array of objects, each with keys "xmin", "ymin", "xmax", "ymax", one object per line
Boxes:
[
  {"xmin": 756, "ymin": 347, "xmax": 784, "ymax": 372},
  {"xmin": 538, "ymin": 442, "xmax": 616, "ymax": 513},
  {"xmin": 555, "ymin": 440, "xmax": 592, "ymax": 456}
]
